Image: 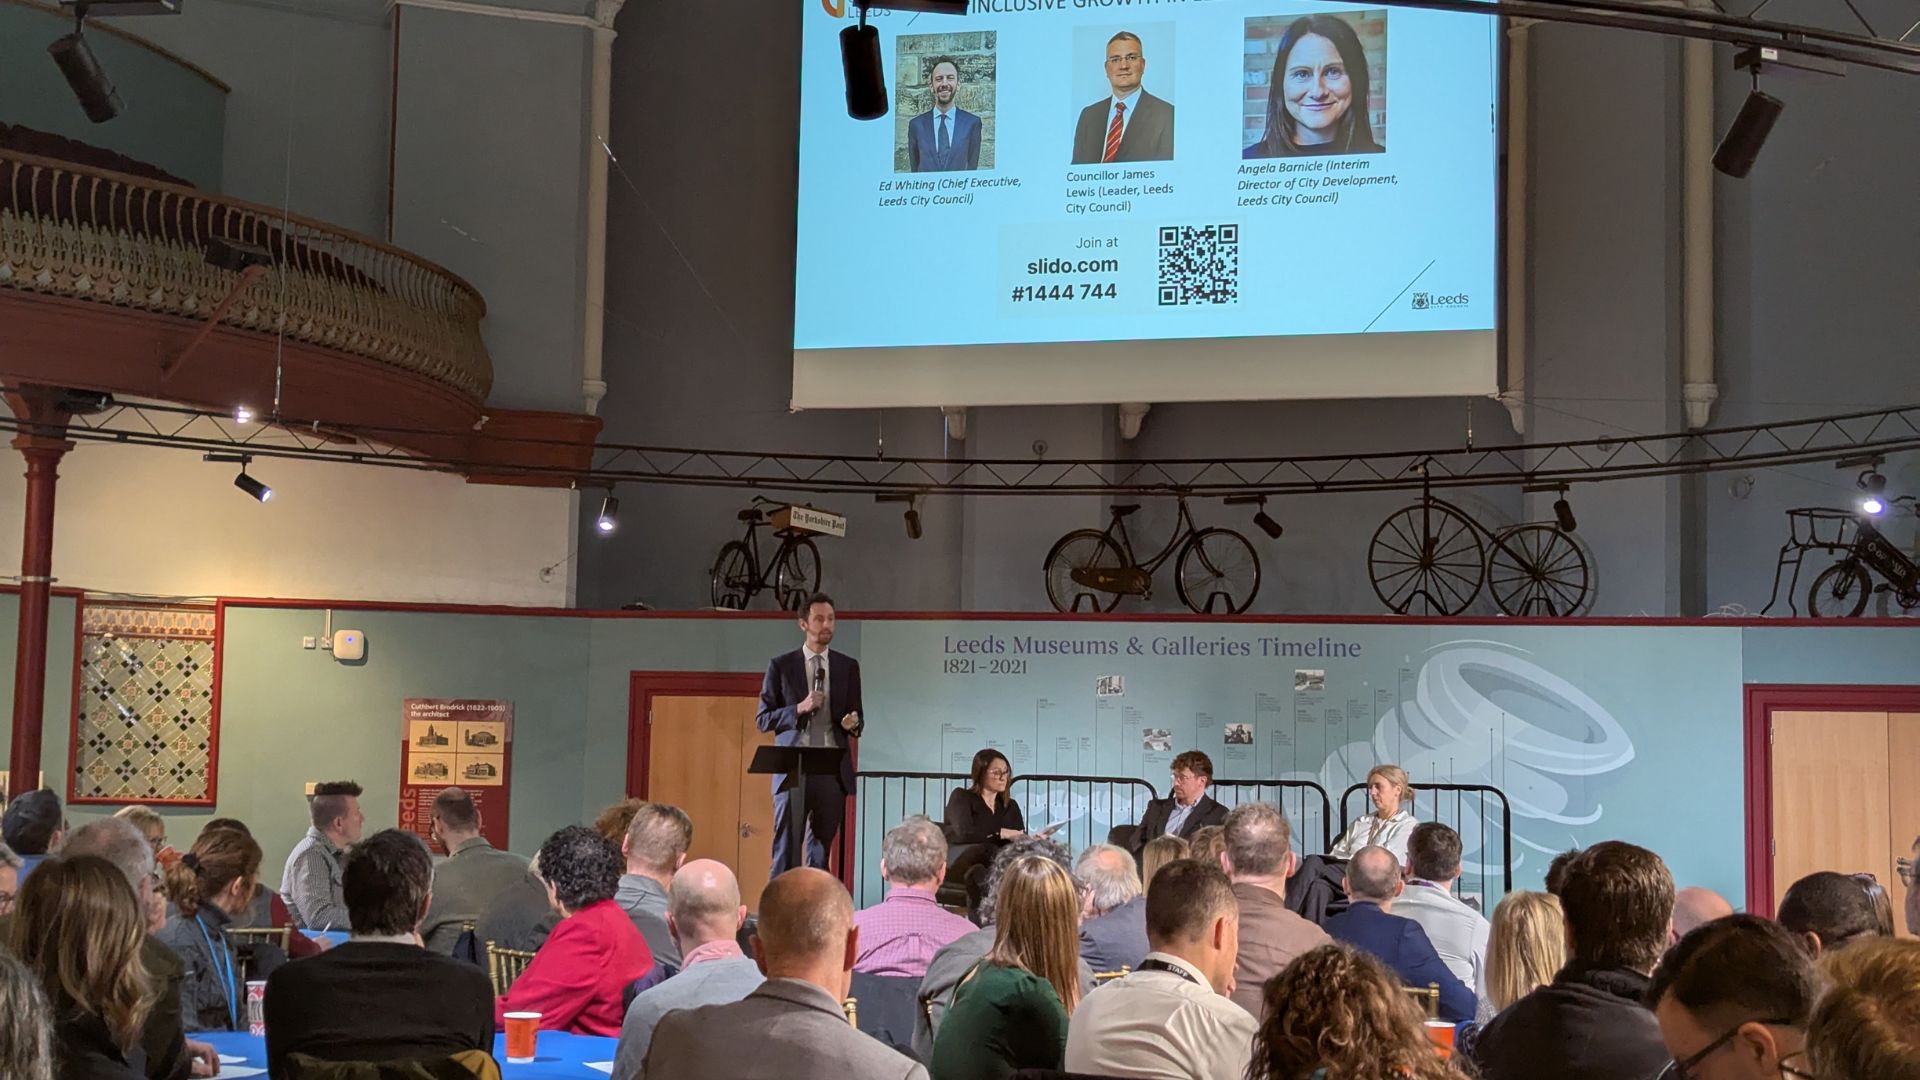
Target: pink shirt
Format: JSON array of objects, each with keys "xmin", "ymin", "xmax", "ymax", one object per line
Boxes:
[{"xmin": 852, "ymin": 884, "xmax": 976, "ymax": 979}]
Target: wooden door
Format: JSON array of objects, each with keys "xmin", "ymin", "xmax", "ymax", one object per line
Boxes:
[
  {"xmin": 629, "ymin": 674, "xmax": 774, "ymax": 908},
  {"xmin": 1769, "ymin": 710, "xmax": 1892, "ymax": 911},
  {"xmin": 1890, "ymin": 714, "xmax": 1920, "ymax": 937}
]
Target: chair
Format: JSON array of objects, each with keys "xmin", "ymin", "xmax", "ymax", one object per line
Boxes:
[
  {"xmin": 228, "ymin": 926, "xmax": 292, "ymax": 952},
  {"xmin": 284, "ymin": 1050, "xmax": 501, "ymax": 1079},
  {"xmin": 485, "ymin": 941, "xmax": 536, "ymax": 997},
  {"xmin": 228, "ymin": 926, "xmax": 293, "ymax": 984},
  {"xmin": 1404, "ymin": 982, "xmax": 1440, "ymax": 1020},
  {"xmin": 848, "ymin": 971, "xmax": 924, "ymax": 1060},
  {"xmin": 1092, "ymin": 967, "xmax": 1130, "ymax": 984}
]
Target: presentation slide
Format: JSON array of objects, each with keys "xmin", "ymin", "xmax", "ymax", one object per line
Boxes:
[{"xmin": 792, "ymin": 0, "xmax": 1500, "ymax": 410}]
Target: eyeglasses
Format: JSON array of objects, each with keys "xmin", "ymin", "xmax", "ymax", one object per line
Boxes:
[
  {"xmin": 1106, "ymin": 52, "xmax": 1143, "ymax": 64},
  {"xmin": 985, "ymin": 768, "xmax": 1011, "ymax": 779},
  {"xmin": 1658, "ymin": 1019, "xmax": 1800, "ymax": 1080}
]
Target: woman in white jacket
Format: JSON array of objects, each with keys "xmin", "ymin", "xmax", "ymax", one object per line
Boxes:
[{"xmin": 1332, "ymin": 764, "xmax": 1418, "ymax": 863}]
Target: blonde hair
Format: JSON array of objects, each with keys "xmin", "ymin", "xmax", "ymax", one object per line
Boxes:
[
  {"xmin": 11, "ymin": 855, "xmax": 155, "ymax": 1053},
  {"xmin": 1188, "ymin": 825, "xmax": 1226, "ymax": 871},
  {"xmin": 1249, "ymin": 944, "xmax": 1469, "ymax": 1080},
  {"xmin": 1808, "ymin": 937, "xmax": 1920, "ymax": 1080},
  {"xmin": 1141, "ymin": 834, "xmax": 1189, "ymax": 886},
  {"xmin": 113, "ymin": 805, "xmax": 166, "ymax": 850},
  {"xmin": 987, "ymin": 855, "xmax": 1083, "ymax": 1015},
  {"xmin": 1486, "ymin": 890, "xmax": 1566, "ymax": 1012},
  {"xmin": 1365, "ymin": 764, "xmax": 1414, "ymax": 815}
]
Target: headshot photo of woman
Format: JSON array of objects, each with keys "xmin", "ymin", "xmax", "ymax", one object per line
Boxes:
[{"xmin": 1244, "ymin": 12, "xmax": 1386, "ymax": 158}]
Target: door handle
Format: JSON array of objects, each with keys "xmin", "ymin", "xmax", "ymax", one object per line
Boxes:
[{"xmin": 740, "ymin": 823, "xmax": 754, "ymax": 838}]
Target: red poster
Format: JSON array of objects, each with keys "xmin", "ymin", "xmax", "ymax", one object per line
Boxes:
[{"xmin": 399, "ymin": 698, "xmax": 513, "ymax": 853}]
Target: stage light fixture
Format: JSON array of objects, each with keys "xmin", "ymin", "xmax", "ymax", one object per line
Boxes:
[
  {"xmin": 204, "ymin": 452, "xmax": 270, "ymax": 502},
  {"xmin": 1554, "ymin": 493, "xmax": 1578, "ymax": 533},
  {"xmin": 1225, "ymin": 494, "xmax": 1284, "ymax": 540},
  {"xmin": 1860, "ymin": 495, "xmax": 1887, "ymax": 515},
  {"xmin": 233, "ymin": 404, "xmax": 254, "ymax": 425},
  {"xmin": 596, "ymin": 494, "xmax": 620, "ymax": 535},
  {"xmin": 48, "ymin": 25, "xmax": 122, "ymax": 124},
  {"xmin": 841, "ymin": 15, "xmax": 888, "ymax": 120},
  {"xmin": 1713, "ymin": 88, "xmax": 1783, "ymax": 178},
  {"xmin": 904, "ymin": 505, "xmax": 922, "ymax": 540}
]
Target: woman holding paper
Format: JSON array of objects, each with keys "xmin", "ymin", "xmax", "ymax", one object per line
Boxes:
[{"xmin": 946, "ymin": 750, "xmax": 1063, "ymax": 918}]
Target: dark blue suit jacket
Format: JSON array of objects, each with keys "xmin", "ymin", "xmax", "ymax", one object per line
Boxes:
[
  {"xmin": 756, "ymin": 648, "xmax": 863, "ymax": 794},
  {"xmin": 1324, "ymin": 901, "xmax": 1476, "ymax": 1022},
  {"xmin": 907, "ymin": 107, "xmax": 982, "ymax": 172}
]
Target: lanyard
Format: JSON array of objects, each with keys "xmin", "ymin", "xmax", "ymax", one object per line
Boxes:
[
  {"xmin": 193, "ymin": 915, "xmax": 238, "ymax": 1029},
  {"xmin": 1137, "ymin": 958, "xmax": 1199, "ymax": 985}
]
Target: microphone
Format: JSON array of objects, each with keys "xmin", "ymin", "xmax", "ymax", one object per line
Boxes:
[{"xmin": 811, "ymin": 661, "xmax": 825, "ymax": 729}]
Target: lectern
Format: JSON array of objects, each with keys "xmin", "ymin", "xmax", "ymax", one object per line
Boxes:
[{"xmin": 748, "ymin": 744, "xmax": 847, "ymax": 874}]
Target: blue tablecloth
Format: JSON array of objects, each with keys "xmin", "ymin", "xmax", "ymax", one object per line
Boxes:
[
  {"xmin": 298, "ymin": 930, "xmax": 350, "ymax": 947},
  {"xmin": 194, "ymin": 1029, "xmax": 617, "ymax": 1079}
]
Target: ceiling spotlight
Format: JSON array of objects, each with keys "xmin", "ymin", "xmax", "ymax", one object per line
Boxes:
[
  {"xmin": 1713, "ymin": 88, "xmax": 1783, "ymax": 178},
  {"xmin": 840, "ymin": 13, "xmax": 887, "ymax": 120},
  {"xmin": 1225, "ymin": 494, "xmax": 1284, "ymax": 540},
  {"xmin": 233, "ymin": 404, "xmax": 254, "ymax": 425},
  {"xmin": 595, "ymin": 494, "xmax": 619, "ymax": 535},
  {"xmin": 48, "ymin": 22, "xmax": 122, "ymax": 124},
  {"xmin": 904, "ymin": 505, "xmax": 922, "ymax": 541},
  {"xmin": 1554, "ymin": 493, "xmax": 1578, "ymax": 533},
  {"xmin": 1860, "ymin": 495, "xmax": 1887, "ymax": 516},
  {"xmin": 1859, "ymin": 470, "xmax": 1888, "ymax": 496},
  {"xmin": 204, "ymin": 452, "xmax": 270, "ymax": 502}
]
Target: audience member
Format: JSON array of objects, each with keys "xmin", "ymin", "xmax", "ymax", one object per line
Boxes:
[
  {"xmin": 473, "ymin": 859, "xmax": 562, "ymax": 954},
  {"xmin": 594, "ymin": 798, "xmax": 647, "ymax": 846},
  {"xmin": 1903, "ymin": 839, "xmax": 1918, "ymax": 935},
  {"xmin": 931, "ymin": 854, "xmax": 1082, "ymax": 1080},
  {"xmin": 0, "ymin": 948, "xmax": 54, "ymax": 1080},
  {"xmin": 1187, "ymin": 826, "xmax": 1225, "ymax": 872},
  {"xmin": 943, "ymin": 749, "xmax": 1027, "ymax": 913},
  {"xmin": 2, "ymin": 790, "xmax": 65, "ymax": 881},
  {"xmin": 618, "ymin": 803, "xmax": 693, "ymax": 968},
  {"xmin": 1805, "ymin": 937, "xmax": 1920, "ymax": 1080},
  {"xmin": 495, "ymin": 825, "xmax": 653, "ymax": 1035},
  {"xmin": 0, "ymin": 842, "xmax": 20, "ymax": 916},
  {"xmin": 1472, "ymin": 841, "xmax": 1675, "ymax": 1080},
  {"xmin": 643, "ymin": 868, "xmax": 926, "ymax": 1080},
  {"xmin": 112, "ymin": 806, "xmax": 178, "ymax": 869},
  {"xmin": 1645, "ymin": 914, "xmax": 1819, "ymax": 1080},
  {"xmin": 1851, "ymin": 873, "xmax": 1894, "ymax": 939},
  {"xmin": 65, "ymin": 818, "xmax": 215, "ymax": 1080},
  {"xmin": 263, "ymin": 829, "xmax": 493, "ymax": 1075},
  {"xmin": 1777, "ymin": 871, "xmax": 1881, "ymax": 958},
  {"xmin": 13, "ymin": 855, "xmax": 155, "ymax": 1080},
  {"xmin": 418, "ymin": 787, "xmax": 530, "ymax": 955},
  {"xmin": 1076, "ymin": 843, "xmax": 1150, "ymax": 974},
  {"xmin": 1324, "ymin": 845, "xmax": 1474, "ymax": 1022},
  {"xmin": 1131, "ymin": 751, "xmax": 1229, "ymax": 858},
  {"xmin": 1479, "ymin": 890, "xmax": 1565, "ymax": 1022},
  {"xmin": 854, "ymin": 816, "xmax": 973, "ymax": 978},
  {"xmin": 196, "ymin": 819, "xmax": 320, "ymax": 961},
  {"xmin": 1139, "ymin": 834, "xmax": 1188, "ymax": 885},
  {"xmin": 914, "ymin": 836, "xmax": 1094, "ymax": 1059},
  {"xmin": 611, "ymin": 859, "xmax": 762, "ymax": 1080},
  {"xmin": 1064, "ymin": 859, "xmax": 1255, "ymax": 1080},
  {"xmin": 1246, "ymin": 944, "xmax": 1467, "ymax": 1080},
  {"xmin": 156, "ymin": 828, "xmax": 263, "ymax": 1032},
  {"xmin": 1220, "ymin": 802, "xmax": 1329, "ymax": 1017},
  {"xmin": 1671, "ymin": 885, "xmax": 1736, "ymax": 944},
  {"xmin": 1330, "ymin": 764, "xmax": 1420, "ymax": 862},
  {"xmin": 1545, "ymin": 847, "xmax": 1581, "ymax": 896},
  {"xmin": 1397, "ymin": 822, "xmax": 1491, "ymax": 993},
  {"xmin": 281, "ymin": 779, "xmax": 365, "ymax": 931}
]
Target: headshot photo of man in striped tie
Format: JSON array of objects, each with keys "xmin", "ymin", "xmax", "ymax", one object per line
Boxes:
[{"xmin": 1071, "ymin": 29, "xmax": 1176, "ymax": 164}]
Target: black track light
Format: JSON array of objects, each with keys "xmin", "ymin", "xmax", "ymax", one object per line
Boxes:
[
  {"xmin": 48, "ymin": 29, "xmax": 122, "ymax": 123},
  {"xmin": 841, "ymin": 19, "xmax": 887, "ymax": 120},
  {"xmin": 1554, "ymin": 494, "xmax": 1577, "ymax": 533},
  {"xmin": 1253, "ymin": 510, "xmax": 1284, "ymax": 541},
  {"xmin": 233, "ymin": 469, "xmax": 271, "ymax": 503},
  {"xmin": 1713, "ymin": 89, "xmax": 1783, "ymax": 178},
  {"xmin": 596, "ymin": 494, "xmax": 620, "ymax": 535},
  {"xmin": 904, "ymin": 506, "xmax": 922, "ymax": 540}
]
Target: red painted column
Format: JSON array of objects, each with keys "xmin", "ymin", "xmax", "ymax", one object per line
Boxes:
[{"xmin": 6, "ymin": 390, "xmax": 72, "ymax": 800}]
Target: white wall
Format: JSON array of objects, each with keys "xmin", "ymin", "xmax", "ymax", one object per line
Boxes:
[{"xmin": 0, "ymin": 443, "xmax": 575, "ymax": 606}]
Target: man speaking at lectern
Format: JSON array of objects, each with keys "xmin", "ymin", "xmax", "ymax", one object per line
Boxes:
[{"xmin": 758, "ymin": 593, "xmax": 864, "ymax": 874}]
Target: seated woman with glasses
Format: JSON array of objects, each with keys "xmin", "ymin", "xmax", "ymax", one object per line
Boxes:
[{"xmin": 944, "ymin": 749, "xmax": 1030, "ymax": 916}]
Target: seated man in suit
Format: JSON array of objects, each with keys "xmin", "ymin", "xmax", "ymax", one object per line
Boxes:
[
  {"xmin": 645, "ymin": 868, "xmax": 926, "ymax": 1079},
  {"xmin": 264, "ymin": 829, "xmax": 495, "ymax": 1077},
  {"xmin": 1075, "ymin": 844, "xmax": 1149, "ymax": 974},
  {"xmin": 1323, "ymin": 845, "xmax": 1474, "ymax": 1022},
  {"xmin": 1131, "ymin": 750, "xmax": 1229, "ymax": 859},
  {"xmin": 906, "ymin": 57, "xmax": 981, "ymax": 172},
  {"xmin": 419, "ymin": 787, "xmax": 531, "ymax": 955},
  {"xmin": 1070, "ymin": 30, "xmax": 1175, "ymax": 164},
  {"xmin": 1222, "ymin": 802, "xmax": 1329, "ymax": 1017}
]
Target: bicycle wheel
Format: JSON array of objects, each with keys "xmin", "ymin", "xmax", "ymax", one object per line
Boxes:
[
  {"xmin": 1175, "ymin": 527, "xmax": 1261, "ymax": 614},
  {"xmin": 1488, "ymin": 524, "xmax": 1589, "ymax": 617},
  {"xmin": 1368, "ymin": 502, "xmax": 1485, "ymax": 615},
  {"xmin": 1044, "ymin": 530, "xmax": 1125, "ymax": 613},
  {"xmin": 774, "ymin": 538, "xmax": 822, "ymax": 612},
  {"xmin": 1807, "ymin": 559, "xmax": 1872, "ymax": 618},
  {"xmin": 709, "ymin": 541, "xmax": 754, "ymax": 610}
]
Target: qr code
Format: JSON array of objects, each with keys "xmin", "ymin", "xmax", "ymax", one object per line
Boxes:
[{"xmin": 1157, "ymin": 224, "xmax": 1239, "ymax": 306}]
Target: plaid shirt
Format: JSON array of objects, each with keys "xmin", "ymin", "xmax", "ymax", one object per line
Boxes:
[{"xmin": 851, "ymin": 884, "xmax": 976, "ymax": 979}]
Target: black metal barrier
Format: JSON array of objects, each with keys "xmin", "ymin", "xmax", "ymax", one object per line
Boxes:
[
  {"xmin": 1339, "ymin": 782, "xmax": 1514, "ymax": 898},
  {"xmin": 1207, "ymin": 779, "xmax": 1335, "ymax": 854}
]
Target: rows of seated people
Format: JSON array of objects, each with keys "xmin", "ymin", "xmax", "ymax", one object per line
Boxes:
[{"xmin": 0, "ymin": 746, "xmax": 1912, "ymax": 1080}]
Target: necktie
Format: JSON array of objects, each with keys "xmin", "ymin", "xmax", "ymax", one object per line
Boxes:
[
  {"xmin": 938, "ymin": 113, "xmax": 950, "ymax": 155},
  {"xmin": 1103, "ymin": 102, "xmax": 1126, "ymax": 163}
]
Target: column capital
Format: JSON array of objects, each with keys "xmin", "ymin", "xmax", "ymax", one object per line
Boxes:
[
  {"xmin": 5, "ymin": 387, "xmax": 76, "ymax": 456},
  {"xmin": 592, "ymin": 0, "xmax": 627, "ymax": 34}
]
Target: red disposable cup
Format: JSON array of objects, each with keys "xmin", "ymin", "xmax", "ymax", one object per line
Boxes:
[
  {"xmin": 1424, "ymin": 1019, "xmax": 1456, "ymax": 1058},
  {"xmin": 504, "ymin": 1012, "xmax": 541, "ymax": 1063},
  {"xmin": 245, "ymin": 981, "xmax": 266, "ymax": 1037}
]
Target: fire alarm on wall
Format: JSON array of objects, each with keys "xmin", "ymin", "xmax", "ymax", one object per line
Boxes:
[{"xmin": 331, "ymin": 630, "xmax": 365, "ymax": 661}]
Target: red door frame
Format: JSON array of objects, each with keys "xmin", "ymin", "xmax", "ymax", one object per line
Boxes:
[
  {"xmin": 1743, "ymin": 683, "xmax": 1920, "ymax": 917},
  {"xmin": 624, "ymin": 670, "xmax": 858, "ymax": 889}
]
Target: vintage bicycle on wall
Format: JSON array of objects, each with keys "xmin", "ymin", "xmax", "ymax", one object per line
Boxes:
[
  {"xmin": 1797, "ymin": 495, "xmax": 1920, "ymax": 618},
  {"xmin": 1042, "ymin": 493, "xmax": 1278, "ymax": 615},
  {"xmin": 708, "ymin": 496, "xmax": 841, "ymax": 611},
  {"xmin": 1365, "ymin": 461, "xmax": 1590, "ymax": 616}
]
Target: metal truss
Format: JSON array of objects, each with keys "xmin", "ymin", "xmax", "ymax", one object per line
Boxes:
[{"xmin": 3, "ymin": 394, "xmax": 1918, "ymax": 500}]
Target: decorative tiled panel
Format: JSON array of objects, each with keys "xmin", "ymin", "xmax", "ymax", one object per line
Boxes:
[{"xmin": 71, "ymin": 603, "xmax": 217, "ymax": 805}]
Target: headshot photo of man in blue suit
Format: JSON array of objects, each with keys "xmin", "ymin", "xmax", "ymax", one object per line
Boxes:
[{"xmin": 906, "ymin": 58, "xmax": 982, "ymax": 172}]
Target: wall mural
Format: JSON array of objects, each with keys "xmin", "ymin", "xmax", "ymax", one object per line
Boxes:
[{"xmin": 70, "ymin": 602, "xmax": 218, "ymax": 806}]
